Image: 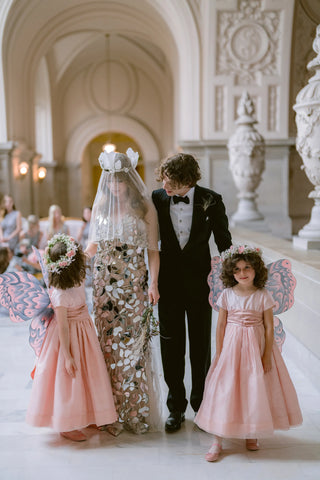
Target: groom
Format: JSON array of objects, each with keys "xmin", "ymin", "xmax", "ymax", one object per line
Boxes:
[{"xmin": 152, "ymin": 153, "xmax": 232, "ymax": 432}]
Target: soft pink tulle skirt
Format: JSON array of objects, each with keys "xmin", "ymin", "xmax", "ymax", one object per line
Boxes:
[
  {"xmin": 26, "ymin": 307, "xmax": 117, "ymax": 432},
  {"xmin": 195, "ymin": 321, "xmax": 302, "ymax": 438}
]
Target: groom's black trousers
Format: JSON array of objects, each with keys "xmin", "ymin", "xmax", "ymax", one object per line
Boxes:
[{"xmin": 159, "ymin": 290, "xmax": 212, "ymax": 413}]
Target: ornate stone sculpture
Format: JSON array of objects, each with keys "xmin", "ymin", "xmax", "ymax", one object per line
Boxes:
[
  {"xmin": 293, "ymin": 24, "xmax": 320, "ymax": 248},
  {"xmin": 228, "ymin": 91, "xmax": 265, "ymax": 224},
  {"xmin": 216, "ymin": 0, "xmax": 280, "ymax": 86}
]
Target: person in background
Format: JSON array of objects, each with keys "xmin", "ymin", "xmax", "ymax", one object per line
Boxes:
[
  {"xmin": 77, "ymin": 207, "xmax": 92, "ymax": 249},
  {"xmin": 0, "ymin": 246, "xmax": 11, "ymax": 274},
  {"xmin": 20, "ymin": 214, "xmax": 43, "ymax": 250},
  {"xmin": 10, "ymin": 239, "xmax": 42, "ymax": 276},
  {"xmin": 0, "ymin": 194, "xmax": 22, "ymax": 253},
  {"xmin": 46, "ymin": 205, "xmax": 69, "ymax": 241},
  {"xmin": 0, "ymin": 246, "xmax": 12, "ymax": 315}
]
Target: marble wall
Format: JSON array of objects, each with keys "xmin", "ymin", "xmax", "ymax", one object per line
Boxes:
[{"xmin": 0, "ymin": 0, "xmax": 319, "ymax": 236}]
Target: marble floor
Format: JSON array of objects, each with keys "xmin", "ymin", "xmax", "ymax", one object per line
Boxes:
[{"xmin": 1, "ymin": 307, "xmax": 320, "ymax": 480}]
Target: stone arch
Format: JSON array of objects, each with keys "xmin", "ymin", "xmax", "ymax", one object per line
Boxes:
[
  {"xmin": 1, "ymin": 0, "xmax": 200, "ymax": 145},
  {"xmin": 66, "ymin": 114, "xmax": 159, "ymax": 167},
  {"xmin": 66, "ymin": 114, "xmax": 161, "ymax": 213}
]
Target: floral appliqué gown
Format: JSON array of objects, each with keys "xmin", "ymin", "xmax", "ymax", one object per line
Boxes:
[
  {"xmin": 93, "ymin": 215, "xmax": 161, "ymax": 433},
  {"xmin": 195, "ymin": 288, "xmax": 302, "ymax": 438},
  {"xmin": 26, "ymin": 283, "xmax": 117, "ymax": 431}
]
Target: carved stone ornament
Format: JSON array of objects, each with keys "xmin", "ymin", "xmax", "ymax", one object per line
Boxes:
[
  {"xmin": 228, "ymin": 91, "xmax": 265, "ymax": 222},
  {"xmin": 217, "ymin": 0, "xmax": 280, "ymax": 85},
  {"xmin": 294, "ymin": 24, "xmax": 320, "ymax": 244}
]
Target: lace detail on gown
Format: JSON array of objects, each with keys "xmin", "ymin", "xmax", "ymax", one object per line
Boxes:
[{"xmin": 92, "ymin": 214, "xmax": 149, "ymax": 249}]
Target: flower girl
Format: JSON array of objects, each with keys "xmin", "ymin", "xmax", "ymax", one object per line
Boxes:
[
  {"xmin": 195, "ymin": 245, "xmax": 302, "ymax": 461},
  {"xmin": 25, "ymin": 234, "xmax": 117, "ymax": 441}
]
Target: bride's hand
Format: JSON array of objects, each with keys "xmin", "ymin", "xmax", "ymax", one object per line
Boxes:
[
  {"xmin": 148, "ymin": 284, "xmax": 160, "ymax": 305},
  {"xmin": 85, "ymin": 242, "xmax": 97, "ymax": 258}
]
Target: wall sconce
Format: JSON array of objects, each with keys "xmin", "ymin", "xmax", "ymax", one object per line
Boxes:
[
  {"xmin": 18, "ymin": 161, "xmax": 29, "ymax": 177},
  {"xmin": 37, "ymin": 166, "xmax": 47, "ymax": 181}
]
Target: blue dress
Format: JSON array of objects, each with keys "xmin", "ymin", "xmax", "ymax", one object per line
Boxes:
[{"xmin": 1, "ymin": 210, "xmax": 20, "ymax": 251}]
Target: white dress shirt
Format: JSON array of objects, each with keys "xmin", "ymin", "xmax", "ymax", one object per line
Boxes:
[{"xmin": 170, "ymin": 187, "xmax": 195, "ymax": 249}]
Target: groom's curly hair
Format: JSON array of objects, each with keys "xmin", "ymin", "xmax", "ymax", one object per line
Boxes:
[
  {"xmin": 156, "ymin": 153, "xmax": 201, "ymax": 187},
  {"xmin": 221, "ymin": 252, "xmax": 268, "ymax": 289}
]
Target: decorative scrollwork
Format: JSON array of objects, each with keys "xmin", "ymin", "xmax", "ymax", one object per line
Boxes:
[{"xmin": 217, "ymin": 0, "xmax": 280, "ymax": 85}]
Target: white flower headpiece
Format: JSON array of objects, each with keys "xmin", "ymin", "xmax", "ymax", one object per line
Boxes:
[
  {"xmin": 44, "ymin": 234, "xmax": 78, "ymax": 273},
  {"xmin": 99, "ymin": 147, "xmax": 139, "ymax": 172},
  {"xmin": 221, "ymin": 244, "xmax": 262, "ymax": 261}
]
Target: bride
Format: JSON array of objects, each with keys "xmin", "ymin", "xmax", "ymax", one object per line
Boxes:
[{"xmin": 86, "ymin": 148, "xmax": 163, "ymax": 435}]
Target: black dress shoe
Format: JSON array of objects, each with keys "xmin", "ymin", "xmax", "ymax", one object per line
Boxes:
[{"xmin": 165, "ymin": 412, "xmax": 185, "ymax": 432}]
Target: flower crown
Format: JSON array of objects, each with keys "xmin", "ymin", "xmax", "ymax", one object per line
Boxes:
[
  {"xmin": 99, "ymin": 147, "xmax": 139, "ymax": 173},
  {"xmin": 44, "ymin": 234, "xmax": 78, "ymax": 273},
  {"xmin": 221, "ymin": 244, "xmax": 262, "ymax": 261}
]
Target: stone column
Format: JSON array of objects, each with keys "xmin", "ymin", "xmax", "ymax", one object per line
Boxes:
[
  {"xmin": 10, "ymin": 143, "xmax": 37, "ymax": 216},
  {"xmin": 293, "ymin": 25, "xmax": 320, "ymax": 249},
  {"xmin": 228, "ymin": 91, "xmax": 266, "ymax": 228},
  {"xmin": 0, "ymin": 142, "xmax": 15, "ymax": 196}
]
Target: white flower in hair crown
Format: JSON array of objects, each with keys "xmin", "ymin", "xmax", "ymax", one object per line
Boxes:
[
  {"xmin": 44, "ymin": 233, "xmax": 78, "ymax": 273},
  {"xmin": 220, "ymin": 244, "xmax": 262, "ymax": 261},
  {"xmin": 99, "ymin": 147, "xmax": 139, "ymax": 172}
]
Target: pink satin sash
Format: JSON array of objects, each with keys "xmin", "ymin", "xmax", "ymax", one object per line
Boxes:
[
  {"xmin": 227, "ymin": 309, "xmax": 263, "ymax": 327},
  {"xmin": 67, "ymin": 304, "xmax": 89, "ymax": 321}
]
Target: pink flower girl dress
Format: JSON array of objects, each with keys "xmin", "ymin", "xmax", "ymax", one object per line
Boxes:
[
  {"xmin": 195, "ymin": 288, "xmax": 302, "ymax": 438},
  {"xmin": 26, "ymin": 282, "xmax": 117, "ymax": 432}
]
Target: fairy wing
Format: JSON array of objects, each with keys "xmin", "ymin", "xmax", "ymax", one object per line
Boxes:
[
  {"xmin": 208, "ymin": 256, "xmax": 224, "ymax": 311},
  {"xmin": 0, "ymin": 271, "xmax": 54, "ymax": 356},
  {"xmin": 32, "ymin": 246, "xmax": 49, "ymax": 288},
  {"xmin": 266, "ymin": 259, "xmax": 296, "ymax": 352},
  {"xmin": 266, "ymin": 259, "xmax": 296, "ymax": 315},
  {"xmin": 273, "ymin": 316, "xmax": 286, "ymax": 352}
]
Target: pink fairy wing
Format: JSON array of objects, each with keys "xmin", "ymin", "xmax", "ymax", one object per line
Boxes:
[
  {"xmin": 208, "ymin": 256, "xmax": 224, "ymax": 311},
  {"xmin": 0, "ymin": 272, "xmax": 51, "ymax": 321},
  {"xmin": 29, "ymin": 310, "xmax": 53, "ymax": 356},
  {"xmin": 32, "ymin": 246, "xmax": 49, "ymax": 288},
  {"xmin": 0, "ymin": 271, "xmax": 53, "ymax": 355},
  {"xmin": 274, "ymin": 316, "xmax": 286, "ymax": 353},
  {"xmin": 266, "ymin": 259, "xmax": 296, "ymax": 315}
]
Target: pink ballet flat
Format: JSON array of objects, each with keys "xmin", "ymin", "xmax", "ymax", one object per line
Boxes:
[
  {"xmin": 205, "ymin": 443, "xmax": 221, "ymax": 462},
  {"xmin": 246, "ymin": 439, "xmax": 259, "ymax": 451},
  {"xmin": 60, "ymin": 430, "xmax": 87, "ymax": 442}
]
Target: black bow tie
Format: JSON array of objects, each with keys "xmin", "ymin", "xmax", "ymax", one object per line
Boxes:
[{"xmin": 173, "ymin": 195, "xmax": 189, "ymax": 204}]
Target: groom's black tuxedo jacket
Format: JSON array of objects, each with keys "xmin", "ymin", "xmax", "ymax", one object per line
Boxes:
[{"xmin": 152, "ymin": 185, "xmax": 232, "ymax": 300}]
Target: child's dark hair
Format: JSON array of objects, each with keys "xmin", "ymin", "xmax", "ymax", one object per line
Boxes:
[
  {"xmin": 221, "ymin": 252, "xmax": 268, "ymax": 289},
  {"xmin": 156, "ymin": 153, "xmax": 201, "ymax": 187},
  {"xmin": 0, "ymin": 247, "xmax": 10, "ymax": 274},
  {"xmin": 48, "ymin": 241, "xmax": 87, "ymax": 289}
]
